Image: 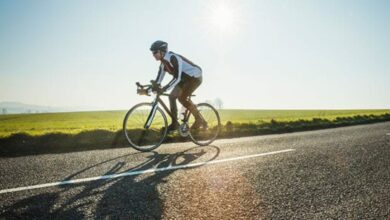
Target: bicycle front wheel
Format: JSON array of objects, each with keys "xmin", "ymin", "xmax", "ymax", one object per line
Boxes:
[
  {"xmin": 123, "ymin": 103, "xmax": 168, "ymax": 151},
  {"xmin": 188, "ymin": 103, "xmax": 221, "ymax": 146}
]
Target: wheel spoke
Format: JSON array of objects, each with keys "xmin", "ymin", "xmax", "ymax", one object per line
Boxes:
[{"xmin": 123, "ymin": 103, "xmax": 167, "ymax": 151}]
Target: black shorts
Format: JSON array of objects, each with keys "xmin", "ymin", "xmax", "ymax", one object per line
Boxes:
[{"xmin": 177, "ymin": 75, "xmax": 202, "ymax": 97}]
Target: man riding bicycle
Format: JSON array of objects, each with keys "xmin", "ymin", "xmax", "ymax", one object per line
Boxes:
[{"xmin": 150, "ymin": 40, "xmax": 206, "ymax": 132}]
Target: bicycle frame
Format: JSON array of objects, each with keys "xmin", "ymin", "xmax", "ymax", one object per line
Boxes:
[
  {"xmin": 137, "ymin": 81, "xmax": 193, "ymax": 129},
  {"xmin": 144, "ymin": 93, "xmax": 191, "ymax": 129}
]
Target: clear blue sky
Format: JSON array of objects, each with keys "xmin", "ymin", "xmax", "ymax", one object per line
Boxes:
[{"xmin": 1, "ymin": 0, "xmax": 389, "ymax": 110}]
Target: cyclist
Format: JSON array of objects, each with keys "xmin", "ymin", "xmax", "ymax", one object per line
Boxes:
[{"xmin": 150, "ymin": 40, "xmax": 206, "ymax": 132}]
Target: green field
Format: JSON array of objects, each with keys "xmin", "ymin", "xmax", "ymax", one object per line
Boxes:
[{"xmin": 1, "ymin": 109, "xmax": 390, "ymax": 138}]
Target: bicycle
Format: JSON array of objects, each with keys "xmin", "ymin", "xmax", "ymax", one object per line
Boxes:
[{"xmin": 123, "ymin": 80, "xmax": 221, "ymax": 152}]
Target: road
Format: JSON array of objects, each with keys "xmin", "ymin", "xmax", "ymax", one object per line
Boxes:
[{"xmin": 1, "ymin": 122, "xmax": 389, "ymax": 219}]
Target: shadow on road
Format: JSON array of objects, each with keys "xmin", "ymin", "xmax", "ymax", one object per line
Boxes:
[{"xmin": 0, "ymin": 145, "xmax": 220, "ymax": 219}]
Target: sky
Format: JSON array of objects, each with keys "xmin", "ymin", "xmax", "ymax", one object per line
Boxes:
[{"xmin": 0, "ymin": 0, "xmax": 389, "ymax": 110}]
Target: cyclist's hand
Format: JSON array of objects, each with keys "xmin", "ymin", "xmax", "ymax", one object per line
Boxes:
[{"xmin": 156, "ymin": 86, "xmax": 165, "ymax": 95}]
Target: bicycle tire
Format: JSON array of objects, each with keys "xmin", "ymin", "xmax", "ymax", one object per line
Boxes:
[
  {"xmin": 123, "ymin": 102, "xmax": 168, "ymax": 152},
  {"xmin": 188, "ymin": 103, "xmax": 221, "ymax": 146}
]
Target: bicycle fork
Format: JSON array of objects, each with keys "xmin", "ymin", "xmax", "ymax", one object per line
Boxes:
[{"xmin": 144, "ymin": 100, "xmax": 158, "ymax": 129}]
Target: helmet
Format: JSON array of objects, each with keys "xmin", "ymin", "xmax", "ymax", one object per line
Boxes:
[{"xmin": 150, "ymin": 40, "xmax": 168, "ymax": 52}]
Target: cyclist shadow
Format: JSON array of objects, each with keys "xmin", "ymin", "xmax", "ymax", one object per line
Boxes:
[
  {"xmin": 93, "ymin": 145, "xmax": 221, "ymax": 218},
  {"xmin": 1, "ymin": 145, "xmax": 220, "ymax": 219}
]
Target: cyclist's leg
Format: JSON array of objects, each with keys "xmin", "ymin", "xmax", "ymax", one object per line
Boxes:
[
  {"xmin": 168, "ymin": 85, "xmax": 182, "ymax": 130},
  {"xmin": 178, "ymin": 77, "xmax": 201, "ymax": 109},
  {"xmin": 178, "ymin": 77, "xmax": 205, "ymax": 128}
]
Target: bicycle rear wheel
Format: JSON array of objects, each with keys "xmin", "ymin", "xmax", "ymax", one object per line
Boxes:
[
  {"xmin": 188, "ymin": 103, "xmax": 221, "ymax": 146},
  {"xmin": 123, "ymin": 103, "xmax": 168, "ymax": 151}
]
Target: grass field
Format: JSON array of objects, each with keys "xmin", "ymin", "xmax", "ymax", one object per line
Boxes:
[{"xmin": 1, "ymin": 109, "xmax": 390, "ymax": 138}]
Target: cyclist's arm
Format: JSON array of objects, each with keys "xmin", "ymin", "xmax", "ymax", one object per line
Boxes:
[
  {"xmin": 155, "ymin": 63, "xmax": 165, "ymax": 84},
  {"xmin": 163, "ymin": 55, "xmax": 182, "ymax": 91}
]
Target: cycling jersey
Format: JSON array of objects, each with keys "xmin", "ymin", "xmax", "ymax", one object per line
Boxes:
[{"xmin": 155, "ymin": 51, "xmax": 202, "ymax": 91}]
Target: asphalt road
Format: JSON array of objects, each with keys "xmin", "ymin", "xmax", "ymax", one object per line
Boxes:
[{"xmin": 0, "ymin": 122, "xmax": 389, "ymax": 219}]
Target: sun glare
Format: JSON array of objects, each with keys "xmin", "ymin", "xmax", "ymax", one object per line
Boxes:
[
  {"xmin": 202, "ymin": 0, "xmax": 243, "ymax": 35},
  {"xmin": 210, "ymin": 5, "xmax": 235, "ymax": 32}
]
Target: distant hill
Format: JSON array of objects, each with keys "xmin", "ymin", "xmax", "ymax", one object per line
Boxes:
[{"xmin": 0, "ymin": 102, "xmax": 72, "ymax": 114}]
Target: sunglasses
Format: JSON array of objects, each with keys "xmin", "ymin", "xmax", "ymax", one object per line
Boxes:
[{"xmin": 152, "ymin": 50, "xmax": 159, "ymax": 55}]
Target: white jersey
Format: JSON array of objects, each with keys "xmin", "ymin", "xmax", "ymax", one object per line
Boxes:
[{"xmin": 155, "ymin": 51, "xmax": 202, "ymax": 91}]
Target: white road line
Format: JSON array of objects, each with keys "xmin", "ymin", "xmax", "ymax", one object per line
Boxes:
[{"xmin": 0, "ymin": 149, "xmax": 295, "ymax": 194}]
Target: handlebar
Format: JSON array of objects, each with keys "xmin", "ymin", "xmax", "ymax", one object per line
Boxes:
[
  {"xmin": 136, "ymin": 81, "xmax": 160, "ymax": 96},
  {"xmin": 135, "ymin": 80, "xmax": 196, "ymax": 97},
  {"xmin": 135, "ymin": 80, "xmax": 160, "ymax": 89},
  {"xmin": 136, "ymin": 82, "xmax": 151, "ymax": 89}
]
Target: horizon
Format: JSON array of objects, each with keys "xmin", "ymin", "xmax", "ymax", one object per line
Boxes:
[
  {"xmin": 1, "ymin": 0, "xmax": 390, "ymax": 110},
  {"xmin": 1, "ymin": 101, "xmax": 389, "ymax": 116}
]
